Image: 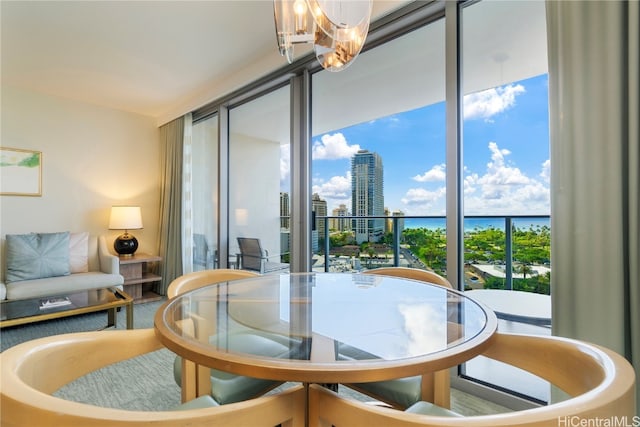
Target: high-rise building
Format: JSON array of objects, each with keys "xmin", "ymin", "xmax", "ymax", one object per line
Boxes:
[
  {"xmin": 391, "ymin": 209, "xmax": 405, "ymax": 237},
  {"xmin": 384, "ymin": 207, "xmax": 392, "ymax": 234},
  {"xmin": 331, "ymin": 204, "xmax": 351, "ymax": 232},
  {"xmin": 312, "ymin": 193, "xmax": 328, "ymax": 239},
  {"xmin": 280, "ymin": 192, "xmax": 290, "ymax": 229},
  {"xmin": 351, "ymin": 150, "xmax": 384, "ymax": 244},
  {"xmin": 384, "ymin": 208, "xmax": 405, "ymax": 236}
]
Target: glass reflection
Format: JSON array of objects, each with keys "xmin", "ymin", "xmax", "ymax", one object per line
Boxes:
[{"xmin": 163, "ymin": 273, "xmax": 488, "ymax": 363}]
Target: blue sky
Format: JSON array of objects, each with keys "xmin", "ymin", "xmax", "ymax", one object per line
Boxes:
[{"xmin": 308, "ymin": 74, "xmax": 550, "ymax": 216}]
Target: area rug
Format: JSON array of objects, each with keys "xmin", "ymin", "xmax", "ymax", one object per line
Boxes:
[{"xmin": 1, "ymin": 300, "xmax": 182, "ymax": 411}]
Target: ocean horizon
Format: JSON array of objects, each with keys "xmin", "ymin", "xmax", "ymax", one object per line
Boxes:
[{"xmin": 402, "ymin": 217, "xmax": 550, "ymax": 232}]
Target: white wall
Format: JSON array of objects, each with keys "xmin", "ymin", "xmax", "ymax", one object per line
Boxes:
[
  {"xmin": 1, "ymin": 86, "xmax": 160, "ymax": 278},
  {"xmin": 229, "ymin": 132, "xmax": 282, "ymax": 258}
]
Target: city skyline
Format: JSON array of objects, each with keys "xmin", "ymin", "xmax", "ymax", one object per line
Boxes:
[{"xmin": 307, "ymin": 73, "xmax": 550, "ymax": 216}]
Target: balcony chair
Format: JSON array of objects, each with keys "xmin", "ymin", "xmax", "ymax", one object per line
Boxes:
[
  {"xmin": 342, "ymin": 267, "xmax": 454, "ymax": 409},
  {"xmin": 167, "ymin": 269, "xmax": 288, "ymax": 404},
  {"xmin": 308, "ymin": 332, "xmax": 636, "ymax": 425},
  {"xmin": 0, "ymin": 328, "xmax": 305, "ymax": 427},
  {"xmin": 236, "ymin": 237, "xmax": 289, "ymax": 274},
  {"xmin": 193, "ymin": 233, "xmax": 215, "ymax": 270}
]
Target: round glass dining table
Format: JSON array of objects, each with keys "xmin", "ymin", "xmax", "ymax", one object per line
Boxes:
[{"xmin": 154, "ymin": 272, "xmax": 497, "ymax": 385}]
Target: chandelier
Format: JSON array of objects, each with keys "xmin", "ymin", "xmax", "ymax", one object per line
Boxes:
[{"xmin": 273, "ymin": 0, "xmax": 373, "ymax": 72}]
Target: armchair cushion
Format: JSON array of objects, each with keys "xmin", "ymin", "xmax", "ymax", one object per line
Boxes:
[
  {"xmin": 338, "ymin": 342, "xmax": 422, "ymax": 409},
  {"xmin": 172, "ymin": 395, "xmax": 219, "ymax": 410},
  {"xmin": 5, "ymin": 232, "xmax": 70, "ymax": 283},
  {"xmin": 1, "ymin": 234, "xmax": 123, "ymax": 301},
  {"xmin": 405, "ymin": 400, "xmax": 462, "ymax": 417},
  {"xmin": 5, "ymin": 272, "xmax": 124, "ymax": 300},
  {"xmin": 351, "ymin": 377, "xmax": 422, "ymax": 410},
  {"xmin": 173, "ymin": 331, "xmax": 291, "ymax": 404},
  {"xmin": 69, "ymin": 232, "xmax": 89, "ymax": 273}
]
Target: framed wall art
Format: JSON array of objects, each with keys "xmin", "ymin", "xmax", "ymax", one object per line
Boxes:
[{"xmin": 1, "ymin": 147, "xmax": 42, "ymax": 196}]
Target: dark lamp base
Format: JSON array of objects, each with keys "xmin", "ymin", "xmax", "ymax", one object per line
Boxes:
[{"xmin": 114, "ymin": 233, "xmax": 138, "ymax": 256}]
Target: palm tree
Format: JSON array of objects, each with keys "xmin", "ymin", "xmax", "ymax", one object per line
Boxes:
[{"xmin": 518, "ymin": 263, "xmax": 534, "ymax": 279}]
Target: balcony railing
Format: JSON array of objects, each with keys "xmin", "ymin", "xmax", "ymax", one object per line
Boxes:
[{"xmin": 308, "ymin": 214, "xmax": 550, "ymax": 293}]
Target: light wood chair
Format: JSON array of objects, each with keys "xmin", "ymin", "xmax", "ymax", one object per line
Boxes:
[
  {"xmin": 0, "ymin": 328, "xmax": 306, "ymax": 427},
  {"xmin": 167, "ymin": 268, "xmax": 259, "ymax": 298},
  {"xmin": 363, "ymin": 267, "xmax": 453, "ymax": 289},
  {"xmin": 309, "ymin": 332, "xmax": 637, "ymax": 426},
  {"xmin": 342, "ymin": 267, "xmax": 453, "ymax": 410},
  {"xmin": 167, "ymin": 269, "xmax": 286, "ymax": 404}
]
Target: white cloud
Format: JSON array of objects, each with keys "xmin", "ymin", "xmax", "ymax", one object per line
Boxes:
[
  {"xmin": 399, "ymin": 303, "xmax": 446, "ymax": 356},
  {"xmin": 476, "ymin": 141, "xmax": 531, "ymax": 186},
  {"xmin": 401, "ymin": 187, "xmax": 446, "ymax": 207},
  {"xmin": 463, "ymin": 142, "xmax": 550, "ymax": 215},
  {"xmin": 464, "ymin": 84, "xmax": 526, "ymax": 121},
  {"xmin": 312, "ymin": 133, "xmax": 361, "ymax": 160},
  {"xmin": 413, "ymin": 164, "xmax": 446, "ymax": 182},
  {"xmin": 312, "ymin": 172, "xmax": 352, "ymax": 203},
  {"xmin": 540, "ymin": 159, "xmax": 550, "ymax": 183}
]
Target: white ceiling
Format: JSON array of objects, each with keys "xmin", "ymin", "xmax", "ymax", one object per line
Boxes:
[
  {"xmin": 1, "ymin": 0, "xmax": 409, "ymax": 125},
  {"xmin": 232, "ymin": 0, "xmax": 547, "ymax": 144}
]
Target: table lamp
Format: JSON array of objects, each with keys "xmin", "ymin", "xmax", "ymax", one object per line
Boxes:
[{"xmin": 109, "ymin": 206, "xmax": 143, "ymax": 256}]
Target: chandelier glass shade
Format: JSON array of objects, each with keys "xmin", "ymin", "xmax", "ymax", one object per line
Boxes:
[{"xmin": 274, "ymin": 0, "xmax": 372, "ymax": 72}]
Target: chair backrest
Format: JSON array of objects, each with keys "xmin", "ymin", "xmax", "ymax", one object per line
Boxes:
[
  {"xmin": 0, "ymin": 328, "xmax": 306, "ymax": 426},
  {"xmin": 364, "ymin": 267, "xmax": 453, "ymax": 289},
  {"xmin": 308, "ymin": 332, "xmax": 636, "ymax": 426},
  {"xmin": 192, "ymin": 234, "xmax": 209, "ymax": 267},
  {"xmin": 167, "ymin": 269, "xmax": 259, "ymax": 298},
  {"xmin": 237, "ymin": 238, "xmax": 264, "ymax": 272}
]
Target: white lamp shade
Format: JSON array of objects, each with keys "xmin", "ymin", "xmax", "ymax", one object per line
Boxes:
[{"xmin": 109, "ymin": 206, "xmax": 143, "ymax": 230}]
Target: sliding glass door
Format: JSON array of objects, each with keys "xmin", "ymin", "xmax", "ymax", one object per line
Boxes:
[
  {"xmin": 311, "ymin": 18, "xmax": 447, "ymax": 275},
  {"xmin": 460, "ymin": 0, "xmax": 551, "ymax": 404},
  {"xmin": 228, "ymin": 85, "xmax": 291, "ymax": 271}
]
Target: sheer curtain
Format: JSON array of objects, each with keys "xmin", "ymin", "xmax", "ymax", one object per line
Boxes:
[
  {"xmin": 158, "ymin": 115, "xmax": 185, "ymax": 295},
  {"xmin": 181, "ymin": 113, "xmax": 194, "ymax": 275},
  {"xmin": 546, "ymin": 0, "xmax": 639, "ymax": 408}
]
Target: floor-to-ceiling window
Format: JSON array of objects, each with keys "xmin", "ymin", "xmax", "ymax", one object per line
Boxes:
[
  {"xmin": 459, "ymin": 0, "xmax": 550, "ymax": 404},
  {"xmin": 311, "ymin": 17, "xmax": 447, "ymax": 275},
  {"xmin": 228, "ymin": 85, "xmax": 291, "ymax": 269}
]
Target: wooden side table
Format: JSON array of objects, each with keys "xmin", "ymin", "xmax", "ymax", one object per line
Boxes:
[{"xmin": 119, "ymin": 253, "xmax": 162, "ymax": 303}]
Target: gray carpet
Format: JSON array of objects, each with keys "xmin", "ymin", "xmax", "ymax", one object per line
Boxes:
[
  {"xmin": 54, "ymin": 347, "xmax": 182, "ymax": 410},
  {"xmin": 1, "ymin": 299, "xmax": 510, "ymax": 415},
  {"xmin": 1, "ymin": 299, "xmax": 182, "ymax": 411}
]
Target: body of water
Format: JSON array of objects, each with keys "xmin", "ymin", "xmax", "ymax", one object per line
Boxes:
[{"xmin": 402, "ymin": 217, "xmax": 550, "ymax": 232}]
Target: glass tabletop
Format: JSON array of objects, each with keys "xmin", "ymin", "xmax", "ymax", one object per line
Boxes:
[{"xmin": 155, "ymin": 272, "xmax": 497, "ymax": 383}]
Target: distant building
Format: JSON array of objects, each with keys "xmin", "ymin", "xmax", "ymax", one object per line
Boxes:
[
  {"xmin": 280, "ymin": 192, "xmax": 290, "ymax": 229},
  {"xmin": 391, "ymin": 209, "xmax": 405, "ymax": 236},
  {"xmin": 312, "ymin": 193, "xmax": 328, "ymax": 239},
  {"xmin": 331, "ymin": 204, "xmax": 351, "ymax": 231},
  {"xmin": 384, "ymin": 208, "xmax": 391, "ymax": 234},
  {"xmin": 351, "ymin": 150, "xmax": 384, "ymax": 244}
]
